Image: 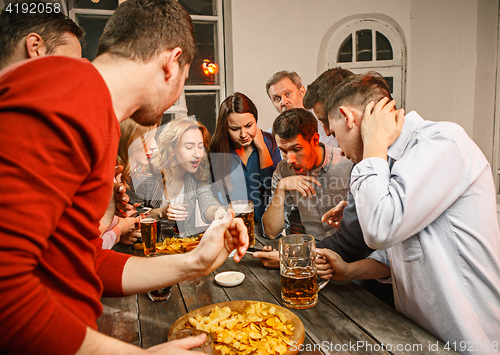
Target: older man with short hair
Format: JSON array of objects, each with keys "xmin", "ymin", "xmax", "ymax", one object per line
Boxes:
[{"xmin": 266, "ymin": 70, "xmax": 338, "ymax": 148}]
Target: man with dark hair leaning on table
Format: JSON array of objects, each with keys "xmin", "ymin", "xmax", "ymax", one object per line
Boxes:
[
  {"xmin": 255, "ymin": 107, "xmax": 360, "ymax": 259},
  {"xmin": 0, "ymin": 1, "xmax": 247, "ymax": 354},
  {"xmin": 0, "ymin": 0, "xmax": 84, "ymax": 70},
  {"xmin": 316, "ymin": 72, "xmax": 500, "ymax": 354}
]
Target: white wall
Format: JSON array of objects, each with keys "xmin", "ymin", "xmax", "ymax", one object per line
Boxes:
[
  {"xmin": 226, "ymin": 0, "xmax": 498, "ymax": 165},
  {"xmin": 227, "ymin": 0, "xmax": 411, "ymax": 130}
]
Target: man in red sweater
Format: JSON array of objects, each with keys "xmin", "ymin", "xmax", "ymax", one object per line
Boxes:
[{"xmin": 0, "ymin": 1, "xmax": 248, "ymax": 354}]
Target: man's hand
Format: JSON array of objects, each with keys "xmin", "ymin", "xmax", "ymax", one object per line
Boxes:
[
  {"xmin": 146, "ymin": 333, "xmax": 207, "ymax": 354},
  {"xmin": 191, "ymin": 209, "xmax": 248, "ymax": 275},
  {"xmin": 214, "ymin": 206, "xmax": 226, "ymax": 220},
  {"xmin": 321, "ymin": 200, "xmax": 348, "ymax": 229},
  {"xmin": 277, "ymin": 175, "xmax": 321, "ymax": 198},
  {"xmin": 316, "ymin": 249, "xmax": 350, "ymax": 282},
  {"xmin": 361, "ymin": 97, "xmax": 405, "ymax": 161},
  {"xmin": 253, "ymin": 246, "xmax": 279, "ymax": 269}
]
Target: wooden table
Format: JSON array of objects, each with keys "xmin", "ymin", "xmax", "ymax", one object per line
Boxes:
[{"xmin": 98, "ymin": 226, "xmax": 457, "ymax": 354}]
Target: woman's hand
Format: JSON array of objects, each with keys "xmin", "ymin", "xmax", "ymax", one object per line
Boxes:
[
  {"xmin": 165, "ymin": 204, "xmax": 188, "ymax": 221},
  {"xmin": 120, "ymin": 229, "xmax": 141, "ymax": 245},
  {"xmin": 252, "ymin": 128, "xmax": 266, "ymax": 152}
]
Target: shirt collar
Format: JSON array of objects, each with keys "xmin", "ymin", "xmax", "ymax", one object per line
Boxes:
[
  {"xmin": 309, "ymin": 143, "xmax": 332, "ymax": 175},
  {"xmin": 387, "ymin": 111, "xmax": 424, "ymax": 161}
]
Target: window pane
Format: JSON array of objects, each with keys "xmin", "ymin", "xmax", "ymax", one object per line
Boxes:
[
  {"xmin": 384, "ymin": 77, "xmax": 394, "ymax": 94},
  {"xmin": 356, "ymin": 29, "xmax": 372, "ymax": 62},
  {"xmin": 75, "ymin": 0, "xmax": 118, "ymax": 10},
  {"xmin": 376, "ymin": 32, "xmax": 393, "ymax": 60},
  {"xmin": 186, "ymin": 22, "xmax": 219, "ymax": 86},
  {"xmin": 337, "ymin": 34, "xmax": 352, "ymax": 63},
  {"xmin": 185, "ymin": 91, "xmax": 217, "ymax": 134},
  {"xmin": 160, "ymin": 113, "xmax": 176, "ymax": 127},
  {"xmin": 76, "ymin": 15, "xmax": 110, "ymax": 60},
  {"xmin": 178, "ymin": 0, "xmax": 215, "ymax": 16}
]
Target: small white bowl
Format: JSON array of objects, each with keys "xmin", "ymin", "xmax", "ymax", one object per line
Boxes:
[{"xmin": 215, "ymin": 271, "xmax": 245, "ymax": 287}]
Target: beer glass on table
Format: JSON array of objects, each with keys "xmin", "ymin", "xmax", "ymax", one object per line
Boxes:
[
  {"xmin": 229, "ymin": 200, "xmax": 255, "ymax": 248},
  {"xmin": 144, "ymin": 253, "xmax": 173, "ymax": 302},
  {"xmin": 279, "ymin": 234, "xmax": 328, "ymax": 309},
  {"xmin": 140, "ymin": 212, "xmax": 160, "ymax": 257}
]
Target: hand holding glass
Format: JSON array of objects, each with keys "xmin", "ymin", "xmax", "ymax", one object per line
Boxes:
[{"xmin": 229, "ymin": 200, "xmax": 255, "ymax": 248}]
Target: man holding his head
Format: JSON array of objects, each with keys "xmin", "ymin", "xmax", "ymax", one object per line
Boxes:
[
  {"xmin": 0, "ymin": 1, "xmax": 247, "ymax": 354},
  {"xmin": 317, "ymin": 72, "xmax": 500, "ymax": 352},
  {"xmin": 0, "ymin": 0, "xmax": 84, "ymax": 70}
]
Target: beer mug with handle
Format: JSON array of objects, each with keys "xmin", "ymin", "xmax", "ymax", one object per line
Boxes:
[{"xmin": 279, "ymin": 234, "xmax": 328, "ymax": 309}]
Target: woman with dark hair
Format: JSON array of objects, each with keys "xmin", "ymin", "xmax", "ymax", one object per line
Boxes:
[{"xmin": 209, "ymin": 92, "xmax": 281, "ymax": 222}]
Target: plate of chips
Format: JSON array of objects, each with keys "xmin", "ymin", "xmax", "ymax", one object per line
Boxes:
[
  {"xmin": 168, "ymin": 300, "xmax": 304, "ymax": 355},
  {"xmin": 156, "ymin": 234, "xmax": 203, "ymax": 254}
]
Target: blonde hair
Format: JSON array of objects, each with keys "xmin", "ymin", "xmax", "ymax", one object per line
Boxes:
[
  {"xmin": 150, "ymin": 118, "xmax": 211, "ymax": 190},
  {"xmin": 117, "ymin": 119, "xmax": 157, "ymax": 187}
]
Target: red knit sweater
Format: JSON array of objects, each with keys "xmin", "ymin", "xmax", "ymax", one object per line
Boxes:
[{"xmin": 0, "ymin": 57, "xmax": 132, "ymax": 355}]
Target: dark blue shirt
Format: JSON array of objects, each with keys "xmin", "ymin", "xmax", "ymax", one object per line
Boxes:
[{"xmin": 227, "ymin": 132, "xmax": 281, "ymax": 222}]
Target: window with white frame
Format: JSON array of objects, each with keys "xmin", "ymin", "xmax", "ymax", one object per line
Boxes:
[
  {"xmin": 324, "ymin": 18, "xmax": 406, "ymax": 108},
  {"xmin": 68, "ymin": 0, "xmax": 225, "ymax": 133}
]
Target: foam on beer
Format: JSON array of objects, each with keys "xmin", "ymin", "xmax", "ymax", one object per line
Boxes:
[{"xmin": 141, "ymin": 218, "xmax": 156, "ymax": 223}]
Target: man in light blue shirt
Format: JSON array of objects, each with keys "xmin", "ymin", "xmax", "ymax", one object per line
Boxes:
[{"xmin": 317, "ymin": 72, "xmax": 500, "ymax": 354}]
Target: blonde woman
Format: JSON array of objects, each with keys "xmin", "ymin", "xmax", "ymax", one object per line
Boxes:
[{"xmin": 151, "ymin": 118, "xmax": 224, "ymax": 235}]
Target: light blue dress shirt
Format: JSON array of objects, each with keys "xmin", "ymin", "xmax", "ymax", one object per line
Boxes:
[{"xmin": 353, "ymin": 111, "xmax": 500, "ymax": 353}]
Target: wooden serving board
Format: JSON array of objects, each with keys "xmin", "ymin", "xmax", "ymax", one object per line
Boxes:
[{"xmin": 168, "ymin": 300, "xmax": 305, "ymax": 355}]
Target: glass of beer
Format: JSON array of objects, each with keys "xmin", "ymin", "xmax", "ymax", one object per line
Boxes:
[
  {"xmin": 144, "ymin": 253, "xmax": 173, "ymax": 301},
  {"xmin": 140, "ymin": 212, "xmax": 159, "ymax": 257},
  {"xmin": 279, "ymin": 234, "xmax": 328, "ymax": 309},
  {"xmin": 229, "ymin": 200, "xmax": 255, "ymax": 248}
]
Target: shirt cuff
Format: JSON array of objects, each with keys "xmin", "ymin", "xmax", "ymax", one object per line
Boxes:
[{"xmin": 367, "ymin": 249, "xmax": 392, "ymax": 284}]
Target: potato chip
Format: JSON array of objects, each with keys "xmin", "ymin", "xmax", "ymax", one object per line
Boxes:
[
  {"xmin": 184, "ymin": 302, "xmax": 292, "ymax": 355},
  {"xmin": 156, "ymin": 235, "xmax": 202, "ymax": 254}
]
